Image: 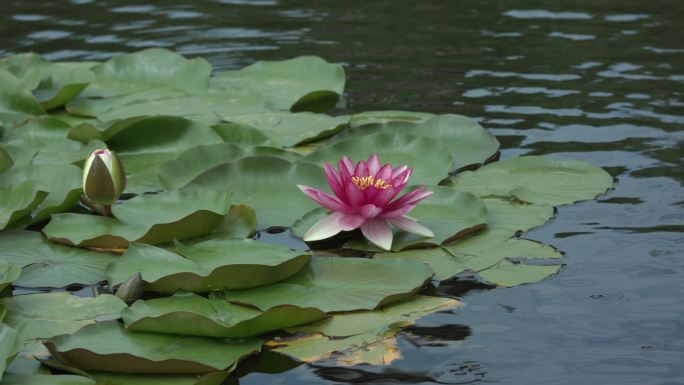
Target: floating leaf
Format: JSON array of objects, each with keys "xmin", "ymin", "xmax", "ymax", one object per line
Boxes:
[
  {"xmin": 0, "ymin": 147, "xmax": 12, "ymax": 173},
  {"xmin": 0, "ymin": 53, "xmax": 51, "ymax": 90},
  {"xmin": 122, "ymin": 292, "xmax": 324, "ymax": 338},
  {"xmin": 45, "ymin": 321, "xmax": 261, "ymax": 374},
  {"xmin": 211, "ymin": 56, "xmax": 345, "ymax": 112},
  {"xmin": 2, "ymin": 292, "xmax": 125, "ymax": 345},
  {"xmin": 107, "ymin": 240, "xmax": 311, "ymax": 292},
  {"xmin": 481, "ymin": 197, "xmax": 554, "ymax": 236},
  {"xmin": 157, "ymin": 143, "xmax": 301, "ymax": 191},
  {"xmin": 43, "ymin": 190, "xmax": 230, "ymax": 248},
  {"xmin": 0, "ymin": 164, "xmax": 82, "ymax": 223},
  {"xmin": 77, "ymin": 48, "xmax": 211, "ymax": 98},
  {"xmin": 0, "ymin": 70, "xmax": 45, "ymax": 125},
  {"xmin": 218, "ymin": 112, "xmax": 349, "ymax": 147},
  {"xmin": 207, "ymin": 205, "xmax": 257, "ymax": 240},
  {"xmin": 288, "ymin": 295, "xmax": 461, "ymax": 337},
  {"xmin": 0, "ymin": 324, "xmax": 21, "ymax": 382},
  {"xmin": 0, "ymin": 261, "xmax": 20, "ymax": 293},
  {"xmin": 183, "ymin": 156, "xmax": 324, "ymax": 228},
  {"xmin": 335, "ymin": 114, "xmax": 500, "ymax": 171},
  {"xmin": 478, "ymin": 259, "xmax": 561, "ymax": 287},
  {"xmin": 210, "ymin": 122, "xmax": 278, "ymax": 146},
  {"xmin": 34, "ymin": 65, "xmax": 94, "ymax": 110},
  {"xmin": 270, "ymin": 331, "xmax": 400, "ymax": 366},
  {"xmin": 450, "ymin": 155, "xmax": 614, "ymax": 205},
  {"xmin": 224, "ymin": 257, "xmax": 433, "ymax": 313},
  {"xmin": 0, "ymin": 181, "xmax": 47, "ymax": 231},
  {"xmin": 0, "ymin": 231, "xmax": 117, "ymax": 288},
  {"xmin": 305, "ymin": 132, "xmax": 454, "ymax": 186}
]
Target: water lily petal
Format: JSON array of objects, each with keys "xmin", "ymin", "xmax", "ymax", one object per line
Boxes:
[
  {"xmin": 391, "ymin": 167, "xmax": 412, "ymax": 186},
  {"xmin": 344, "ymin": 182, "xmax": 366, "ymax": 209},
  {"xmin": 303, "ymin": 212, "xmax": 347, "ymax": 241},
  {"xmin": 391, "ymin": 165, "xmax": 408, "ymax": 180},
  {"xmin": 298, "ymin": 185, "xmax": 353, "ymax": 212},
  {"xmin": 379, "ymin": 204, "xmax": 416, "ymax": 219},
  {"xmin": 359, "ymin": 203, "xmax": 383, "ymax": 219},
  {"xmin": 324, "ymin": 162, "xmax": 346, "ymax": 200},
  {"xmin": 388, "ymin": 216, "xmax": 434, "ymax": 237},
  {"xmin": 339, "ymin": 213, "xmax": 365, "ymax": 230},
  {"xmin": 360, "ymin": 219, "xmax": 393, "ymax": 250},
  {"xmin": 386, "ymin": 187, "xmax": 432, "ymax": 211},
  {"xmin": 340, "ymin": 156, "xmax": 355, "ymax": 175},
  {"xmin": 375, "ymin": 164, "xmax": 393, "ymax": 181},
  {"xmin": 354, "ymin": 159, "xmax": 369, "ymax": 177},
  {"xmin": 367, "ymin": 154, "xmax": 381, "ymax": 176}
]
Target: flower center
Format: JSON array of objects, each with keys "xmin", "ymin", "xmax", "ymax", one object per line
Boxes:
[{"xmin": 351, "ymin": 176, "xmax": 393, "ymax": 190}]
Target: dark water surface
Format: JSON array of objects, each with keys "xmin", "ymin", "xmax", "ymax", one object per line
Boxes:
[{"xmin": 3, "ymin": 1, "xmax": 684, "ymax": 384}]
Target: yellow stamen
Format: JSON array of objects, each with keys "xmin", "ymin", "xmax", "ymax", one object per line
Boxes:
[{"xmin": 351, "ymin": 176, "xmax": 393, "ymax": 190}]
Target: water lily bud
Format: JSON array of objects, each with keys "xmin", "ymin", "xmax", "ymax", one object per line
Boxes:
[
  {"xmin": 115, "ymin": 272, "xmax": 143, "ymax": 303},
  {"xmin": 82, "ymin": 149, "xmax": 126, "ymax": 206}
]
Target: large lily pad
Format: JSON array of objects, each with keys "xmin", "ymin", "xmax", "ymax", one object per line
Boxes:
[
  {"xmin": 183, "ymin": 156, "xmax": 325, "ymax": 228},
  {"xmin": 305, "ymin": 132, "xmax": 454, "ymax": 186},
  {"xmin": 157, "ymin": 143, "xmax": 301, "ymax": 191},
  {"xmin": 450, "ymin": 155, "xmax": 614, "ymax": 205},
  {"xmin": 334, "ymin": 114, "xmax": 500, "ymax": 171},
  {"xmin": 43, "ymin": 190, "xmax": 230, "ymax": 248},
  {"xmin": 343, "ymin": 186, "xmax": 488, "ymax": 251},
  {"xmin": 74, "ymin": 48, "xmax": 211, "ymax": 100},
  {"xmin": 0, "ymin": 164, "xmax": 82, "ymax": 223},
  {"xmin": 91, "ymin": 372, "xmax": 228, "ymax": 385},
  {"xmin": 122, "ymin": 292, "xmax": 324, "ymax": 338},
  {"xmin": 0, "ymin": 261, "xmax": 20, "ymax": 293},
  {"xmin": 480, "ymin": 197, "xmax": 554, "ymax": 236},
  {"xmin": 0, "ymin": 231, "xmax": 116, "ymax": 288},
  {"xmin": 211, "ymin": 56, "xmax": 345, "ymax": 112},
  {"xmin": 0, "ymin": 324, "xmax": 20, "ymax": 382},
  {"xmin": 224, "ymin": 256, "xmax": 433, "ymax": 313},
  {"xmin": 45, "ymin": 321, "xmax": 261, "ymax": 374},
  {"xmin": 0, "ymin": 180, "xmax": 47, "ymax": 231},
  {"xmin": 107, "ymin": 240, "xmax": 311, "ymax": 292},
  {"xmin": 2, "ymin": 293, "xmax": 126, "ymax": 345},
  {"xmin": 349, "ymin": 110, "xmax": 435, "ymax": 126},
  {"xmin": 219, "ymin": 112, "xmax": 349, "ymax": 147},
  {"xmin": 289, "ymin": 295, "xmax": 461, "ymax": 337},
  {"xmin": 0, "ymin": 70, "xmax": 45, "ymax": 125}
]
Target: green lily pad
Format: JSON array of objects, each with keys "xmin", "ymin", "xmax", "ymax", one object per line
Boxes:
[
  {"xmin": 349, "ymin": 110, "xmax": 435, "ymax": 126},
  {"xmin": 107, "ymin": 240, "xmax": 311, "ymax": 292},
  {"xmin": 45, "ymin": 321, "xmax": 261, "ymax": 374},
  {"xmin": 450, "ymin": 155, "xmax": 614, "ymax": 206},
  {"xmin": 81, "ymin": 48, "xmax": 211, "ymax": 98},
  {"xmin": 0, "ymin": 373, "xmax": 96, "ymax": 385},
  {"xmin": 0, "ymin": 231, "xmax": 117, "ymax": 288},
  {"xmin": 334, "ymin": 114, "xmax": 500, "ymax": 171},
  {"xmin": 223, "ymin": 256, "xmax": 433, "ymax": 313},
  {"xmin": 0, "ymin": 53, "xmax": 51, "ymax": 90},
  {"xmin": 0, "ymin": 261, "xmax": 20, "ymax": 293},
  {"xmin": 305, "ymin": 132, "xmax": 454, "ymax": 186},
  {"xmin": 122, "ymin": 292, "xmax": 324, "ymax": 338},
  {"xmin": 270, "ymin": 330, "xmax": 400, "ymax": 366},
  {"xmin": 100, "ymin": 116, "xmax": 223, "ymax": 193},
  {"xmin": 0, "ymin": 70, "xmax": 45, "ymax": 126},
  {"xmin": 43, "ymin": 190, "xmax": 230, "ymax": 248},
  {"xmin": 0, "ymin": 164, "xmax": 82, "ymax": 223},
  {"xmin": 157, "ymin": 143, "xmax": 301, "ymax": 191},
  {"xmin": 480, "ymin": 197, "xmax": 555, "ymax": 236},
  {"xmin": 218, "ymin": 112, "xmax": 349, "ymax": 147},
  {"xmin": 210, "ymin": 122, "xmax": 278, "ymax": 147},
  {"xmin": 478, "ymin": 259, "xmax": 561, "ymax": 287},
  {"xmin": 0, "ymin": 147, "xmax": 12, "ymax": 173},
  {"xmin": 0, "ymin": 324, "xmax": 20, "ymax": 382},
  {"xmin": 288, "ymin": 295, "xmax": 460, "ymax": 337},
  {"xmin": 0, "ymin": 180, "xmax": 47, "ymax": 231},
  {"xmin": 211, "ymin": 56, "xmax": 345, "ymax": 112},
  {"xmin": 206, "ymin": 204, "xmax": 257, "ymax": 240},
  {"xmin": 33, "ymin": 65, "xmax": 94, "ymax": 110},
  {"xmin": 2, "ymin": 293, "xmax": 126, "ymax": 345},
  {"xmin": 91, "ymin": 372, "xmax": 228, "ymax": 385},
  {"xmin": 342, "ymin": 186, "xmax": 488, "ymax": 251},
  {"xmin": 183, "ymin": 156, "xmax": 325, "ymax": 229}
]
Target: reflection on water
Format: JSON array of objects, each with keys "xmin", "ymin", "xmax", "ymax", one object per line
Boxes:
[{"xmin": 2, "ymin": 0, "xmax": 684, "ymax": 383}]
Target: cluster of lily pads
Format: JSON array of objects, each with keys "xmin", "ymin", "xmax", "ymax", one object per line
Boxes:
[{"xmin": 0, "ymin": 48, "xmax": 614, "ymax": 384}]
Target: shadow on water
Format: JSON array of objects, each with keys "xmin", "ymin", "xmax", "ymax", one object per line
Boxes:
[{"xmin": 2, "ymin": 0, "xmax": 684, "ymax": 383}]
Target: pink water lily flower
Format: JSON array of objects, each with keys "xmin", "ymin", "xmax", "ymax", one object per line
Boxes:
[{"xmin": 298, "ymin": 154, "xmax": 434, "ymax": 250}]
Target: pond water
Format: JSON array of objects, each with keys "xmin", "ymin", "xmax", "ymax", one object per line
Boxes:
[{"xmin": 2, "ymin": 1, "xmax": 684, "ymax": 384}]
